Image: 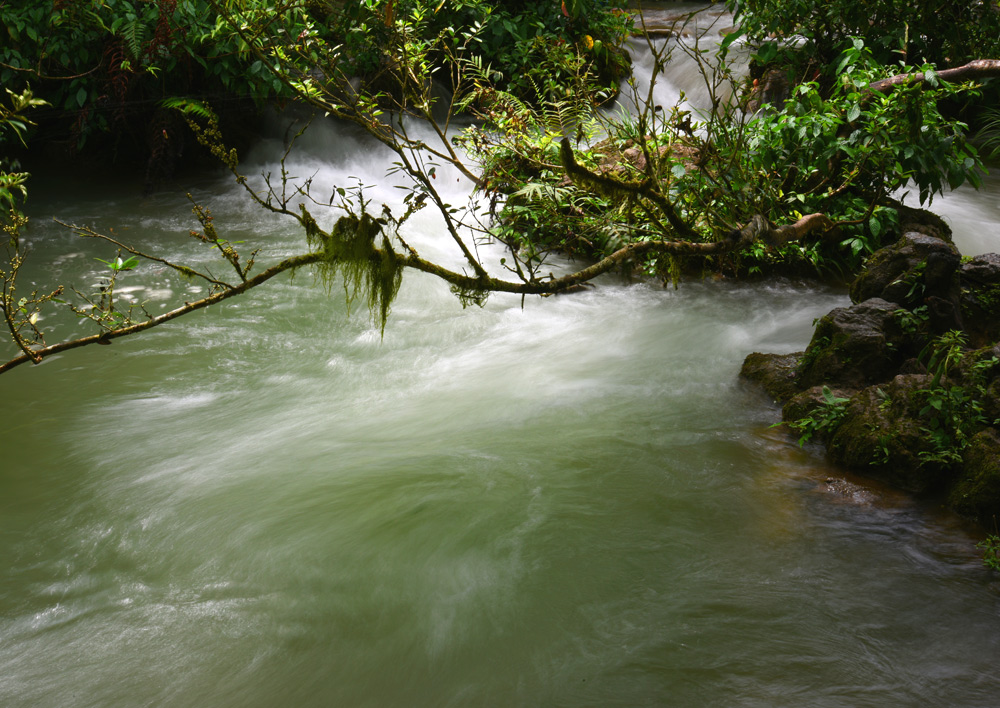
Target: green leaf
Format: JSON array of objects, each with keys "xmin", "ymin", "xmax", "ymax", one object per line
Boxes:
[
  {"xmin": 76, "ymin": 87, "xmax": 87, "ymax": 107},
  {"xmin": 847, "ymin": 104, "xmax": 861, "ymax": 122},
  {"xmin": 835, "ymin": 53, "xmax": 852, "ymax": 76},
  {"xmin": 719, "ymin": 28, "xmax": 745, "ymax": 57}
]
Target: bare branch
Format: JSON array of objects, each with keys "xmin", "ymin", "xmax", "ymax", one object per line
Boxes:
[
  {"xmin": 402, "ymin": 212, "xmax": 834, "ymax": 295},
  {"xmin": 0, "ymin": 252, "xmax": 323, "ymax": 375},
  {"xmin": 58, "ymin": 219, "xmax": 236, "ymax": 290}
]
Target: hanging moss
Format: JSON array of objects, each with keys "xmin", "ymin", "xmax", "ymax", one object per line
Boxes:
[
  {"xmin": 310, "ymin": 212, "xmax": 404, "ymax": 335},
  {"xmin": 450, "ymin": 284, "xmax": 490, "ymax": 309}
]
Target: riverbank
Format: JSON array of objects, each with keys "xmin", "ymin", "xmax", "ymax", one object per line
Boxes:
[{"xmin": 742, "ymin": 211, "xmax": 1000, "ymax": 530}]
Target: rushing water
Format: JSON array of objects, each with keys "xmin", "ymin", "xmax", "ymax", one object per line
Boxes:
[{"xmin": 4, "ymin": 20, "xmax": 1000, "ymax": 708}]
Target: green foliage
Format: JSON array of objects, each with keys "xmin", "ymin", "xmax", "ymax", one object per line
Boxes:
[
  {"xmin": 0, "ymin": 172, "xmax": 30, "ymax": 222},
  {"xmin": 500, "ymin": 179, "xmax": 625, "ymax": 262},
  {"xmin": 64, "ymin": 249, "xmax": 148, "ymax": 332},
  {"xmin": 477, "ymin": 31, "xmax": 983, "ymax": 279},
  {"xmin": 727, "ymin": 0, "xmax": 1000, "ymax": 69},
  {"xmin": 978, "ymin": 533, "xmax": 1000, "ymax": 572},
  {"xmin": 338, "ymin": 0, "xmax": 633, "ymax": 105},
  {"xmin": 894, "ymin": 304, "xmax": 930, "ymax": 335},
  {"xmin": 0, "ymin": 0, "xmax": 332, "ymax": 147},
  {"xmin": 977, "ymin": 106, "xmax": 1000, "ymax": 161},
  {"xmin": 2, "ymin": 87, "xmax": 61, "ymax": 358},
  {"xmin": 1, "ymin": 86, "xmax": 47, "ymax": 228},
  {"xmin": 95, "ymin": 255, "xmax": 140, "ymax": 272},
  {"xmin": 0, "ymin": 86, "xmax": 48, "ymax": 147},
  {"xmin": 0, "ymin": 0, "xmax": 627, "ymax": 153},
  {"xmin": 915, "ymin": 331, "xmax": 998, "ymax": 465},
  {"xmin": 788, "ymin": 385, "xmax": 851, "ymax": 446},
  {"xmin": 712, "ymin": 39, "xmax": 981, "ymax": 253},
  {"xmin": 159, "ymin": 97, "xmax": 217, "ymax": 121}
]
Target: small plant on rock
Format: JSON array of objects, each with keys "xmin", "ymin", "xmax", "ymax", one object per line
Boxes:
[
  {"xmin": 788, "ymin": 385, "xmax": 851, "ymax": 445},
  {"xmin": 977, "ymin": 532, "xmax": 1000, "ymax": 572}
]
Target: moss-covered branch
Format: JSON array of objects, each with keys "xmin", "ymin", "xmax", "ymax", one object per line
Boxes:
[{"xmin": 1, "ymin": 207, "xmax": 836, "ymax": 375}]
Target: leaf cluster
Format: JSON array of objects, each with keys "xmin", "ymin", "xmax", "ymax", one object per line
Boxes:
[
  {"xmin": 914, "ymin": 331, "xmax": 999, "ymax": 466},
  {"xmin": 726, "ymin": 0, "xmax": 1000, "ymax": 70},
  {"xmin": 335, "ymin": 0, "xmax": 633, "ymax": 106},
  {"xmin": 787, "ymin": 386, "xmax": 851, "ymax": 446},
  {"xmin": 0, "ymin": 0, "xmax": 335, "ymax": 147},
  {"xmin": 477, "ymin": 30, "xmax": 985, "ymax": 280}
]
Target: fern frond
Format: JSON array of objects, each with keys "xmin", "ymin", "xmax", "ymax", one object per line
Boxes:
[
  {"xmin": 160, "ymin": 97, "xmax": 217, "ymax": 121},
  {"xmin": 511, "ymin": 182, "xmax": 571, "ymax": 203},
  {"xmin": 122, "ymin": 19, "xmax": 147, "ymax": 63}
]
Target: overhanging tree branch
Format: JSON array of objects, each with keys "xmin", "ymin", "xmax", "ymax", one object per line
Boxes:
[
  {"xmin": 868, "ymin": 59, "xmax": 1000, "ymax": 93},
  {"xmin": 0, "ymin": 206, "xmax": 834, "ymax": 375},
  {"xmin": 0, "ymin": 251, "xmax": 323, "ymax": 375}
]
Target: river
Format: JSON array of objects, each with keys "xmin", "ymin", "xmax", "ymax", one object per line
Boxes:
[{"xmin": 2, "ymin": 12, "xmax": 1000, "ymax": 708}]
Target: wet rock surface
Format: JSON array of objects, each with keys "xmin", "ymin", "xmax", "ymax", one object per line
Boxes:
[
  {"xmin": 739, "ymin": 351, "xmax": 802, "ymax": 402},
  {"xmin": 849, "ymin": 233, "xmax": 961, "ymax": 308},
  {"xmin": 960, "ymin": 253, "xmax": 1000, "ymax": 346},
  {"xmin": 796, "ymin": 297, "xmax": 903, "ymax": 390},
  {"xmin": 827, "ymin": 374, "xmax": 948, "ymax": 494},
  {"xmin": 950, "ymin": 429, "xmax": 1000, "ymax": 525},
  {"xmin": 741, "ymin": 227, "xmax": 1000, "ymax": 526}
]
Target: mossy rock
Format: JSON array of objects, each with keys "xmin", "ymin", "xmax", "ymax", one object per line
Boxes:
[
  {"xmin": 827, "ymin": 374, "xmax": 954, "ymax": 493},
  {"xmin": 949, "ymin": 429, "xmax": 1000, "ymax": 525},
  {"xmin": 960, "ymin": 254, "xmax": 1000, "ymax": 347},
  {"xmin": 781, "ymin": 384, "xmax": 856, "ymax": 442},
  {"xmin": 896, "ymin": 205, "xmax": 954, "ymax": 243},
  {"xmin": 739, "ymin": 351, "xmax": 803, "ymax": 403},
  {"xmin": 797, "ymin": 298, "xmax": 903, "ymax": 391},
  {"xmin": 848, "ymin": 232, "xmax": 960, "ymax": 310}
]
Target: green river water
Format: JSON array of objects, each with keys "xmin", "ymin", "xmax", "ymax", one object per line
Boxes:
[{"xmin": 3, "ymin": 27, "xmax": 1000, "ymax": 706}]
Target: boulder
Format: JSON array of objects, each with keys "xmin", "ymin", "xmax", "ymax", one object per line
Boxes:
[
  {"xmin": 960, "ymin": 252, "xmax": 1000, "ymax": 285},
  {"xmin": 949, "ymin": 429, "xmax": 1000, "ymax": 525},
  {"xmin": 737, "ymin": 219, "xmax": 1000, "ymax": 527},
  {"xmin": 781, "ymin": 386, "xmax": 857, "ymax": 440},
  {"xmin": 827, "ymin": 374, "xmax": 954, "ymax": 493},
  {"xmin": 796, "ymin": 298, "xmax": 903, "ymax": 390},
  {"xmin": 897, "ymin": 205, "xmax": 954, "ymax": 243},
  {"xmin": 739, "ymin": 351, "xmax": 802, "ymax": 403},
  {"xmin": 848, "ymin": 232, "xmax": 961, "ymax": 313},
  {"xmin": 960, "ymin": 254, "xmax": 1000, "ymax": 347}
]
